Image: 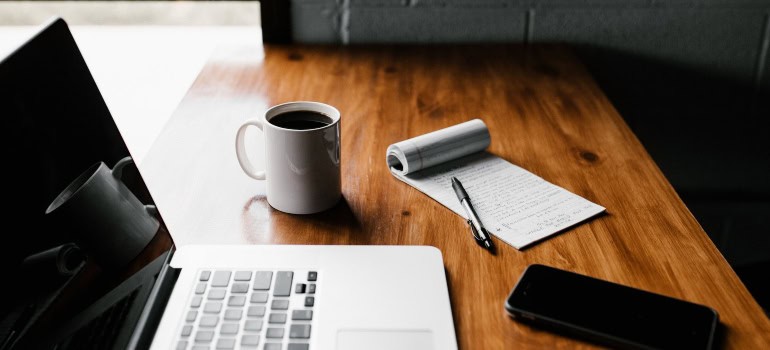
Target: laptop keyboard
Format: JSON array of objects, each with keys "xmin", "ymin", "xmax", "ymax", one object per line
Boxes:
[{"xmin": 176, "ymin": 269, "xmax": 317, "ymax": 350}]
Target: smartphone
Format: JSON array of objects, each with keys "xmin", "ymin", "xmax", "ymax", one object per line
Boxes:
[{"xmin": 504, "ymin": 264, "xmax": 719, "ymax": 350}]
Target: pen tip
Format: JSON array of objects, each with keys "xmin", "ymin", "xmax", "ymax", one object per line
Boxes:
[{"xmin": 484, "ymin": 240, "xmax": 496, "ymax": 254}]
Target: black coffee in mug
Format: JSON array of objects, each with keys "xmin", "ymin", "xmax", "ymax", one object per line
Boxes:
[{"xmin": 270, "ymin": 111, "xmax": 332, "ymax": 130}]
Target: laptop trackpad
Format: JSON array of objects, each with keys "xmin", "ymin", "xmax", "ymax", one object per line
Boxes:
[{"xmin": 337, "ymin": 329, "xmax": 434, "ymax": 350}]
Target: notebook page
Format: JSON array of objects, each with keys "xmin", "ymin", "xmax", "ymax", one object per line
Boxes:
[{"xmin": 391, "ymin": 152, "xmax": 605, "ymax": 249}]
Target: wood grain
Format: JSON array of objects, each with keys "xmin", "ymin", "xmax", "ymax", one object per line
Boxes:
[{"xmin": 141, "ymin": 44, "xmax": 770, "ymax": 349}]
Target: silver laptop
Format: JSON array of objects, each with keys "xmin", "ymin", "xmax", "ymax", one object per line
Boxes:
[{"xmin": 0, "ymin": 18, "xmax": 457, "ymax": 350}]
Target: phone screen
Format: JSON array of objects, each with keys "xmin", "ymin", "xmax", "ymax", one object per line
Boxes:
[{"xmin": 505, "ymin": 265, "xmax": 718, "ymax": 349}]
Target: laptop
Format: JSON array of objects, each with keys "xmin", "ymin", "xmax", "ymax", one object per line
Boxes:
[{"xmin": 0, "ymin": 18, "xmax": 457, "ymax": 350}]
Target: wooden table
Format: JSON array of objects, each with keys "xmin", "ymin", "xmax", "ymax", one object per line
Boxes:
[{"xmin": 141, "ymin": 44, "xmax": 770, "ymax": 348}]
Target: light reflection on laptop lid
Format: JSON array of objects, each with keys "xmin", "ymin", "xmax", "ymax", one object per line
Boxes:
[{"xmin": 0, "ymin": 18, "xmax": 174, "ymax": 349}]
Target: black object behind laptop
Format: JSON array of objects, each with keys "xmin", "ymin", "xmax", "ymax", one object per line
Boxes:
[{"xmin": 504, "ymin": 264, "xmax": 719, "ymax": 350}]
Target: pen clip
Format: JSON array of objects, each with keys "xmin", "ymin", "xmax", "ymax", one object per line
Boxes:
[{"xmin": 467, "ymin": 219, "xmax": 483, "ymax": 242}]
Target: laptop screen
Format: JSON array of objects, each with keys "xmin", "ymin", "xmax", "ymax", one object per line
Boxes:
[{"xmin": 0, "ymin": 18, "xmax": 172, "ymax": 346}]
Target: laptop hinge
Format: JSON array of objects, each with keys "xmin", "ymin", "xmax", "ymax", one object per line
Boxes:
[{"xmin": 126, "ymin": 246, "xmax": 180, "ymax": 350}]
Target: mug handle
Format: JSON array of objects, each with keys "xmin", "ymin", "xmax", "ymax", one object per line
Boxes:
[
  {"xmin": 112, "ymin": 157, "xmax": 160, "ymax": 224},
  {"xmin": 145, "ymin": 204, "xmax": 158, "ymax": 218},
  {"xmin": 235, "ymin": 119, "xmax": 267, "ymax": 180},
  {"xmin": 111, "ymin": 156, "xmax": 134, "ymax": 180}
]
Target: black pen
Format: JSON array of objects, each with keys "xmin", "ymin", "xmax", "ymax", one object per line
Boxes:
[{"xmin": 451, "ymin": 177, "xmax": 495, "ymax": 252}]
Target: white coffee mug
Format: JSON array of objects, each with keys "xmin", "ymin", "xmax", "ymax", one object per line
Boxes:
[{"xmin": 235, "ymin": 101, "xmax": 341, "ymax": 214}]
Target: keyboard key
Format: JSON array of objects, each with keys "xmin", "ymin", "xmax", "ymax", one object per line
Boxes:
[
  {"xmin": 176, "ymin": 340, "xmax": 188, "ymax": 350},
  {"xmin": 290, "ymin": 324, "xmax": 311, "ymax": 339},
  {"xmin": 191, "ymin": 296, "xmax": 203, "ymax": 308},
  {"xmin": 199, "ymin": 315, "xmax": 219, "ymax": 327},
  {"xmin": 308, "ymin": 284, "xmax": 316, "ymax": 294},
  {"xmin": 228, "ymin": 295, "xmax": 246, "ymax": 306},
  {"xmin": 204, "ymin": 302, "xmax": 222, "ymax": 314},
  {"xmin": 195, "ymin": 283, "xmax": 206, "ymax": 294},
  {"xmin": 186, "ymin": 310, "xmax": 198, "ymax": 322},
  {"xmin": 208, "ymin": 288, "xmax": 226, "ymax": 300},
  {"xmin": 274, "ymin": 271, "xmax": 293, "ymax": 296},
  {"xmin": 224, "ymin": 309, "xmax": 243, "ymax": 320},
  {"xmin": 216, "ymin": 338, "xmax": 235, "ymax": 349},
  {"xmin": 271, "ymin": 299, "xmax": 289, "ymax": 310},
  {"xmin": 248, "ymin": 305, "xmax": 266, "ymax": 317},
  {"xmin": 199, "ymin": 270, "xmax": 211, "ymax": 281},
  {"xmin": 220, "ymin": 323, "xmax": 239, "ymax": 335},
  {"xmin": 292, "ymin": 310, "xmax": 313, "ymax": 320},
  {"xmin": 212, "ymin": 271, "xmax": 232, "ymax": 287},
  {"xmin": 264, "ymin": 344, "xmax": 282, "ymax": 350},
  {"xmin": 307, "ymin": 271, "xmax": 317, "ymax": 281},
  {"xmin": 195, "ymin": 330, "xmax": 214, "ymax": 343},
  {"xmin": 244, "ymin": 319, "xmax": 263, "ymax": 332},
  {"xmin": 295, "ymin": 283, "xmax": 306, "ymax": 294},
  {"xmin": 304, "ymin": 297, "xmax": 315, "ymax": 307},
  {"xmin": 181, "ymin": 325, "xmax": 193, "ymax": 337},
  {"xmin": 250, "ymin": 292, "xmax": 269, "ymax": 303},
  {"xmin": 234, "ymin": 271, "xmax": 253, "ymax": 281},
  {"xmin": 241, "ymin": 334, "xmax": 260, "ymax": 346},
  {"xmin": 269, "ymin": 313, "xmax": 287, "ymax": 324},
  {"xmin": 289, "ymin": 344, "xmax": 309, "ymax": 350},
  {"xmin": 192, "ymin": 346, "xmax": 209, "ymax": 350},
  {"xmin": 231, "ymin": 283, "xmax": 249, "ymax": 294},
  {"xmin": 266, "ymin": 328, "xmax": 285, "ymax": 338},
  {"xmin": 253, "ymin": 271, "xmax": 273, "ymax": 290}
]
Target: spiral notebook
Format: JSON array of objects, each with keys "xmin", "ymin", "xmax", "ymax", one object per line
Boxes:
[{"xmin": 386, "ymin": 119, "xmax": 605, "ymax": 249}]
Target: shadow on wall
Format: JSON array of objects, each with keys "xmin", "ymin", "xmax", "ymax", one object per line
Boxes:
[
  {"xmin": 573, "ymin": 45, "xmax": 770, "ymax": 310},
  {"xmin": 574, "ymin": 46, "xmax": 770, "ymax": 199}
]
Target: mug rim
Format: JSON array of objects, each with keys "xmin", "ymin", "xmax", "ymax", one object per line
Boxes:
[
  {"xmin": 264, "ymin": 101, "xmax": 340, "ymax": 133},
  {"xmin": 45, "ymin": 161, "xmax": 105, "ymax": 214}
]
